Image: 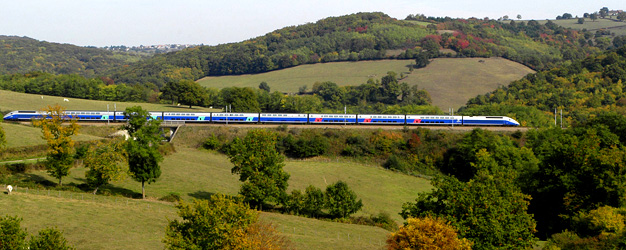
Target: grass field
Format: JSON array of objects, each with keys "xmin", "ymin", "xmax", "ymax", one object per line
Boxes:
[
  {"xmin": 197, "ymin": 58, "xmax": 534, "ymax": 110},
  {"xmin": 0, "ymin": 122, "xmax": 103, "ymax": 148},
  {"xmin": 536, "ymin": 18, "xmax": 626, "ymax": 36},
  {"xmin": 0, "ymin": 90, "xmax": 218, "ymax": 113},
  {"xmin": 1, "ymin": 125, "xmax": 432, "ymax": 249}
]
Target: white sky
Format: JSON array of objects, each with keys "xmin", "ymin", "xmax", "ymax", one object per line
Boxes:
[{"xmin": 0, "ymin": 0, "xmax": 623, "ymax": 47}]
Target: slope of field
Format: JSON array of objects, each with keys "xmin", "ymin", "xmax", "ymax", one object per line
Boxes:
[
  {"xmin": 537, "ymin": 18, "xmax": 626, "ymax": 36},
  {"xmin": 0, "ymin": 192, "xmax": 390, "ymax": 249},
  {"xmin": 198, "ymin": 58, "xmax": 534, "ymax": 110},
  {"xmin": 0, "ymin": 122, "xmax": 102, "ymax": 148},
  {"xmin": 0, "ymin": 90, "xmax": 217, "ymax": 112}
]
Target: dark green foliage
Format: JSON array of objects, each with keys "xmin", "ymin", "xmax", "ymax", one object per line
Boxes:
[
  {"xmin": 123, "ymin": 106, "xmax": 163, "ymax": 199},
  {"xmin": 524, "ymin": 126, "xmax": 626, "ymax": 237},
  {"xmin": 402, "ymin": 154, "xmax": 538, "ymax": 249},
  {"xmin": 227, "ymin": 129, "xmax": 289, "ymax": 208},
  {"xmin": 442, "ymin": 128, "xmax": 539, "ymax": 182},
  {"xmin": 219, "ymin": 87, "xmax": 260, "ymax": 112},
  {"xmin": 383, "ymin": 155, "xmax": 409, "ymax": 172},
  {"xmin": 285, "ymin": 189, "xmax": 305, "ymax": 215},
  {"xmin": 202, "ymin": 135, "xmax": 221, "ymax": 150},
  {"xmin": 159, "ymin": 192, "xmax": 182, "ymax": 203},
  {"xmin": 0, "ymin": 36, "xmax": 141, "ymax": 77},
  {"xmin": 0, "ymin": 215, "xmax": 28, "ymax": 250},
  {"xmin": 29, "ymin": 228, "xmax": 74, "ymax": 250},
  {"xmin": 325, "ymin": 181, "xmax": 363, "ymax": 219},
  {"xmin": 303, "ymin": 185, "xmax": 325, "ymax": 218},
  {"xmin": 282, "ymin": 134, "xmax": 329, "ymax": 158},
  {"xmin": 160, "ymin": 80, "xmax": 210, "ymax": 108},
  {"xmin": 258, "ymin": 82, "xmax": 270, "ymax": 92}
]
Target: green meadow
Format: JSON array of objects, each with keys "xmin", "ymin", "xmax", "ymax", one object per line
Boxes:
[
  {"xmin": 537, "ymin": 18, "xmax": 626, "ymax": 36},
  {"xmin": 197, "ymin": 58, "xmax": 534, "ymax": 110},
  {"xmin": 0, "ymin": 125, "xmax": 432, "ymax": 249}
]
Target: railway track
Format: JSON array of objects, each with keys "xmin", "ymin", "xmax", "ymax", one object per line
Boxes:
[{"xmin": 18, "ymin": 121, "xmax": 529, "ymax": 132}]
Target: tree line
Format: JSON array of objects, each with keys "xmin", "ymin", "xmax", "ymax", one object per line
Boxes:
[
  {"xmin": 108, "ymin": 12, "xmax": 611, "ymax": 89},
  {"xmin": 461, "ymin": 45, "xmax": 626, "ymax": 127}
]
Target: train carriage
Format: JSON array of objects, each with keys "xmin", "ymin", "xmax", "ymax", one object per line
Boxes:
[
  {"xmin": 357, "ymin": 114, "xmax": 405, "ymax": 124},
  {"xmin": 159, "ymin": 112, "xmax": 212, "ymax": 122},
  {"xmin": 260, "ymin": 113, "xmax": 308, "ymax": 123},
  {"xmin": 210, "ymin": 113, "xmax": 259, "ymax": 123},
  {"xmin": 308, "ymin": 114, "xmax": 357, "ymax": 124},
  {"xmin": 406, "ymin": 115, "xmax": 463, "ymax": 125}
]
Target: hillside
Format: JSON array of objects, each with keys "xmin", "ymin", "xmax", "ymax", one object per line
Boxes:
[
  {"xmin": 110, "ymin": 12, "xmax": 600, "ymax": 88},
  {"xmin": 460, "ymin": 45, "xmax": 626, "ymax": 127},
  {"xmin": 0, "ymin": 36, "xmax": 143, "ymax": 77},
  {"xmin": 0, "ymin": 125, "xmax": 432, "ymax": 249},
  {"xmin": 198, "ymin": 58, "xmax": 534, "ymax": 110}
]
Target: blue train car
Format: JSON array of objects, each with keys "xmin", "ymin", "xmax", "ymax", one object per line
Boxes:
[
  {"xmin": 309, "ymin": 114, "xmax": 357, "ymax": 124},
  {"xmin": 160, "ymin": 112, "xmax": 212, "ymax": 122},
  {"xmin": 461, "ymin": 116, "xmax": 519, "ymax": 126},
  {"xmin": 357, "ymin": 114, "xmax": 405, "ymax": 124},
  {"xmin": 260, "ymin": 113, "xmax": 308, "ymax": 123},
  {"xmin": 405, "ymin": 115, "xmax": 463, "ymax": 125}
]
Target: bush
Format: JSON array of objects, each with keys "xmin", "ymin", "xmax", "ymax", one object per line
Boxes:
[
  {"xmin": 303, "ymin": 185, "xmax": 325, "ymax": 218},
  {"xmin": 159, "ymin": 192, "xmax": 182, "ymax": 202},
  {"xmin": 283, "ymin": 135, "xmax": 329, "ymax": 158},
  {"xmin": 202, "ymin": 135, "xmax": 221, "ymax": 150},
  {"xmin": 285, "ymin": 189, "xmax": 305, "ymax": 215},
  {"xmin": 325, "ymin": 181, "xmax": 363, "ymax": 219},
  {"xmin": 383, "ymin": 155, "xmax": 409, "ymax": 172},
  {"xmin": 29, "ymin": 228, "xmax": 74, "ymax": 250},
  {"xmin": 0, "ymin": 215, "xmax": 28, "ymax": 250}
]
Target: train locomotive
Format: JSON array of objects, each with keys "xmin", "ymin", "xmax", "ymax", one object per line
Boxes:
[{"xmin": 3, "ymin": 110, "xmax": 521, "ymax": 126}]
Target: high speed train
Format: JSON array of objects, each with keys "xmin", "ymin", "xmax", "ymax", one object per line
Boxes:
[{"xmin": 3, "ymin": 110, "xmax": 520, "ymax": 126}]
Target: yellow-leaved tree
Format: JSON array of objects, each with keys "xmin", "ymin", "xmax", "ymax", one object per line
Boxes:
[
  {"xmin": 387, "ymin": 216, "xmax": 472, "ymax": 250},
  {"xmin": 32, "ymin": 104, "xmax": 79, "ymax": 186}
]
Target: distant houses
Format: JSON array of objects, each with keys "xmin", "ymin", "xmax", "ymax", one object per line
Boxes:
[{"xmin": 608, "ymin": 10, "xmax": 623, "ymax": 16}]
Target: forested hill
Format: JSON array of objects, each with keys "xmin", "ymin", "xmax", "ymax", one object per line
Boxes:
[
  {"xmin": 0, "ymin": 36, "xmax": 143, "ymax": 78},
  {"xmin": 110, "ymin": 12, "xmax": 607, "ymax": 88},
  {"xmin": 460, "ymin": 45, "xmax": 626, "ymax": 127}
]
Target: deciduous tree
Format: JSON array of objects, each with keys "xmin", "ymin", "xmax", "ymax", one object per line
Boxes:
[
  {"xmin": 84, "ymin": 139, "xmax": 127, "ymax": 194},
  {"xmin": 163, "ymin": 194, "xmax": 258, "ymax": 250},
  {"xmin": 0, "ymin": 117, "xmax": 6, "ymax": 148},
  {"xmin": 32, "ymin": 104, "xmax": 80, "ymax": 186},
  {"xmin": 123, "ymin": 106, "xmax": 163, "ymax": 199},
  {"xmin": 402, "ymin": 150, "xmax": 537, "ymax": 249},
  {"xmin": 325, "ymin": 181, "xmax": 363, "ymax": 218},
  {"xmin": 227, "ymin": 129, "xmax": 290, "ymax": 208}
]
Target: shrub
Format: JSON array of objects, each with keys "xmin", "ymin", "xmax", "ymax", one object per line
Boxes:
[
  {"xmin": 159, "ymin": 192, "xmax": 182, "ymax": 202},
  {"xmin": 383, "ymin": 155, "xmax": 409, "ymax": 172},
  {"xmin": 202, "ymin": 135, "xmax": 221, "ymax": 150},
  {"xmin": 325, "ymin": 181, "xmax": 363, "ymax": 219},
  {"xmin": 283, "ymin": 135, "xmax": 329, "ymax": 158},
  {"xmin": 387, "ymin": 217, "xmax": 472, "ymax": 250},
  {"xmin": 0, "ymin": 215, "xmax": 28, "ymax": 250},
  {"xmin": 303, "ymin": 185, "xmax": 325, "ymax": 218},
  {"xmin": 29, "ymin": 228, "xmax": 74, "ymax": 250},
  {"xmin": 285, "ymin": 189, "xmax": 305, "ymax": 215}
]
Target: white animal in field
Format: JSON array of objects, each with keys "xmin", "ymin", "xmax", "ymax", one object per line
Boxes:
[
  {"xmin": 41, "ymin": 96, "xmax": 44, "ymax": 99},
  {"xmin": 177, "ymin": 103, "xmax": 180, "ymax": 106},
  {"xmin": 63, "ymin": 98, "xmax": 69, "ymax": 102},
  {"xmin": 6, "ymin": 185, "xmax": 12, "ymax": 195}
]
